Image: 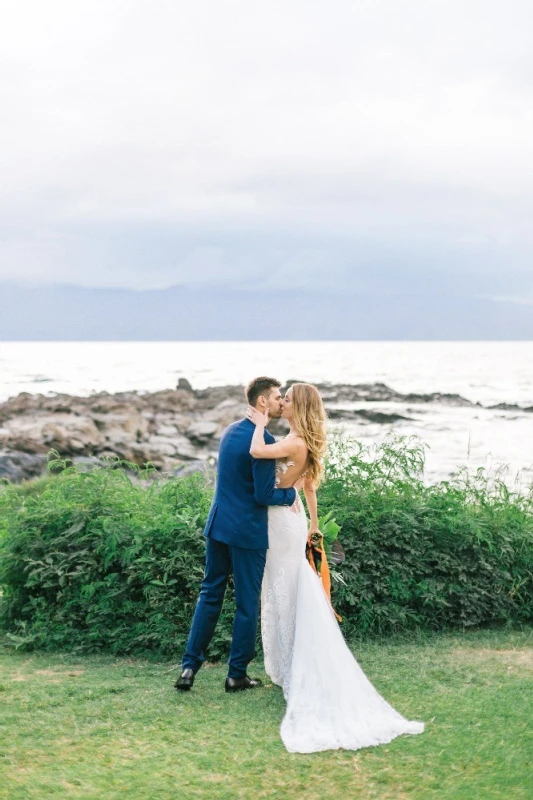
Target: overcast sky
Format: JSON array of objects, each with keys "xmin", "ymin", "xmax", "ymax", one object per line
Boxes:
[{"xmin": 1, "ymin": 0, "xmax": 532, "ymax": 313}]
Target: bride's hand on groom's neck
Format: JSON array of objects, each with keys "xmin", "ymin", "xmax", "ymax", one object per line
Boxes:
[{"xmin": 246, "ymin": 405, "xmax": 268, "ymax": 427}]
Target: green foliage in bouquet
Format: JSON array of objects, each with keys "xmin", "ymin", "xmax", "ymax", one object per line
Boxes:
[
  {"xmin": 311, "ymin": 511, "xmax": 345, "ymax": 584},
  {"xmin": 317, "ymin": 511, "xmax": 341, "ymax": 547}
]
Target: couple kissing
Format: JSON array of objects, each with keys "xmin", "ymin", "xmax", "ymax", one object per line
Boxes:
[{"xmin": 176, "ymin": 377, "xmax": 424, "ymax": 753}]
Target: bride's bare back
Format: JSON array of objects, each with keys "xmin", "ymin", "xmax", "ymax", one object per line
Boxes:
[{"xmin": 275, "ymin": 438, "xmax": 309, "ymax": 488}]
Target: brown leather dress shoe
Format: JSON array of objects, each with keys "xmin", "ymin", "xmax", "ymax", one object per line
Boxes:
[
  {"xmin": 175, "ymin": 668, "xmax": 195, "ymax": 691},
  {"xmin": 225, "ymin": 675, "xmax": 263, "ymax": 692}
]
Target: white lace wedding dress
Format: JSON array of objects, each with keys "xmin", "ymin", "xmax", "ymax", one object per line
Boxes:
[{"xmin": 261, "ymin": 460, "xmax": 425, "ymax": 754}]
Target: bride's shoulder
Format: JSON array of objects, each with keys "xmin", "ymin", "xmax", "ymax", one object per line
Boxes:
[
  {"xmin": 285, "ymin": 434, "xmax": 308, "ymax": 454},
  {"xmin": 290, "ymin": 433, "xmax": 306, "ymax": 443}
]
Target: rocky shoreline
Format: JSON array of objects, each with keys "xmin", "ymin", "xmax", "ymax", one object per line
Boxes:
[{"xmin": 0, "ymin": 380, "xmax": 531, "ymax": 483}]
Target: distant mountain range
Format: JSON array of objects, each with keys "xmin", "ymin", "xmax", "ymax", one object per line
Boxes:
[{"xmin": 0, "ymin": 282, "xmax": 531, "ymax": 339}]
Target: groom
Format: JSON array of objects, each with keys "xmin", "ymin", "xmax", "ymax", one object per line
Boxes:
[{"xmin": 176, "ymin": 376, "xmax": 297, "ymax": 692}]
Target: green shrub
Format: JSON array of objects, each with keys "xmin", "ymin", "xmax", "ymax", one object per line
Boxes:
[
  {"xmin": 319, "ymin": 435, "xmax": 533, "ymax": 636},
  {"xmin": 0, "ymin": 457, "xmax": 234, "ymax": 658},
  {"xmin": 1, "ymin": 438, "xmax": 532, "ymax": 659}
]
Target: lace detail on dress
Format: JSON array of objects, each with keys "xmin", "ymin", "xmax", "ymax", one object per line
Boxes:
[
  {"xmin": 274, "ymin": 460, "xmax": 296, "ymax": 486},
  {"xmin": 261, "ymin": 498, "xmax": 306, "ymax": 699},
  {"xmin": 275, "ymin": 459, "xmax": 302, "ymax": 514},
  {"xmin": 262, "ymin": 457, "xmax": 305, "ymax": 696},
  {"xmin": 261, "ymin": 564, "xmax": 297, "ymax": 695}
]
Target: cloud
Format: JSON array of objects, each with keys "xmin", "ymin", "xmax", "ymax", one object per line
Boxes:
[
  {"xmin": 0, "ymin": 0, "xmax": 532, "ymax": 300},
  {"xmin": 486, "ymin": 295, "xmax": 533, "ymax": 307}
]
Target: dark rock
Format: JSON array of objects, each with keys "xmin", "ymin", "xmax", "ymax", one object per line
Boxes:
[
  {"xmin": 327, "ymin": 408, "xmax": 412, "ymax": 424},
  {"xmin": 0, "ymin": 380, "xmax": 506, "ymax": 483},
  {"xmin": 177, "ymin": 377, "xmax": 194, "ymax": 392},
  {"xmin": 315, "ymin": 382, "xmax": 402, "ymax": 403},
  {"xmin": 194, "ymin": 385, "xmax": 244, "ymax": 411},
  {"xmin": 357, "ymin": 409, "xmax": 412, "ymax": 423},
  {"xmin": 403, "ymin": 392, "xmax": 474, "ymax": 407},
  {"xmin": 174, "ymin": 459, "xmax": 216, "ymax": 484},
  {"xmin": 186, "ymin": 421, "xmax": 219, "ymax": 445},
  {"xmin": 314, "ymin": 382, "xmax": 475, "ymax": 407},
  {"xmin": 488, "ymin": 403, "xmax": 533, "ymax": 413},
  {"xmin": 72, "ymin": 456, "xmax": 108, "ymax": 471},
  {"xmin": 0, "ymin": 451, "xmax": 47, "ymax": 483}
]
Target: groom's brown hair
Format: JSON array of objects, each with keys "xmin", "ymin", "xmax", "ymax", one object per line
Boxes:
[{"xmin": 245, "ymin": 376, "xmax": 281, "ymax": 407}]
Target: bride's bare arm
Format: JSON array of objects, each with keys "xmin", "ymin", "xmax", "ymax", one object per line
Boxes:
[
  {"xmin": 248, "ymin": 407, "xmax": 301, "ymax": 460},
  {"xmin": 303, "ymin": 478, "xmax": 319, "ymax": 534}
]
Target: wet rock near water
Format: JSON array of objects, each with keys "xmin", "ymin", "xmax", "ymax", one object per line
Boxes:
[
  {"xmin": 0, "ymin": 385, "xmax": 242, "ymax": 482},
  {"xmin": 488, "ymin": 402, "xmax": 533, "ymax": 413},
  {"xmin": 327, "ymin": 408, "xmax": 413, "ymax": 424},
  {"xmin": 311, "ymin": 382, "xmax": 478, "ymax": 407},
  {"xmin": 0, "ymin": 379, "xmax": 485, "ymax": 483}
]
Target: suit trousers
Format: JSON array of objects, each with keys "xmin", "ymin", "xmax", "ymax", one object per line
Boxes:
[{"xmin": 182, "ymin": 537, "xmax": 267, "ymax": 679}]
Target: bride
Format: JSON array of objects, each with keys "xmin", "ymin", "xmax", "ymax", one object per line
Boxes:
[{"xmin": 246, "ymin": 383, "xmax": 424, "ymax": 754}]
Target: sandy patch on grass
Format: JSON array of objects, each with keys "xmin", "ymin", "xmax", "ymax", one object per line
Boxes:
[
  {"xmin": 34, "ymin": 668, "xmax": 85, "ymax": 676},
  {"xmin": 35, "ymin": 669, "xmax": 64, "ymax": 676},
  {"xmin": 449, "ymin": 647, "xmax": 533, "ymax": 672},
  {"xmin": 204, "ymin": 773, "xmax": 231, "ymax": 783},
  {"xmin": 7, "ymin": 659, "xmax": 34, "ymax": 681},
  {"xmin": 10, "ymin": 667, "xmax": 86, "ymax": 682}
]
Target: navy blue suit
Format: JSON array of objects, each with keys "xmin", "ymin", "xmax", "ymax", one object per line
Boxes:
[{"xmin": 182, "ymin": 419, "xmax": 297, "ymax": 678}]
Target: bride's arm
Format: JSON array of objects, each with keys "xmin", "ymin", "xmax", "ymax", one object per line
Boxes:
[
  {"xmin": 303, "ymin": 478, "xmax": 319, "ymax": 536},
  {"xmin": 247, "ymin": 407, "xmax": 299, "ymax": 460}
]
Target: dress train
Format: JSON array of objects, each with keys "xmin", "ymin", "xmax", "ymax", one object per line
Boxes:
[{"xmin": 262, "ymin": 493, "xmax": 424, "ymax": 753}]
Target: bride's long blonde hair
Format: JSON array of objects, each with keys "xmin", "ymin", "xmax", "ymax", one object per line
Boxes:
[{"xmin": 290, "ymin": 382, "xmax": 327, "ymax": 488}]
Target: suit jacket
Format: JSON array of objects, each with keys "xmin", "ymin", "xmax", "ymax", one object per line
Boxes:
[{"xmin": 203, "ymin": 418, "xmax": 297, "ymax": 550}]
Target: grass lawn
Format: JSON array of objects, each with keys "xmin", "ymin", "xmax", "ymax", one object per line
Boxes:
[{"xmin": 1, "ymin": 627, "xmax": 532, "ymax": 800}]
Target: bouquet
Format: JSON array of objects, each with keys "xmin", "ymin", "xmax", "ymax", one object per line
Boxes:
[{"xmin": 306, "ymin": 511, "xmax": 345, "ymax": 621}]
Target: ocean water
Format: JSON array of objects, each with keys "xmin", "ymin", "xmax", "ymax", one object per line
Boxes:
[{"xmin": 0, "ymin": 341, "xmax": 532, "ymax": 485}]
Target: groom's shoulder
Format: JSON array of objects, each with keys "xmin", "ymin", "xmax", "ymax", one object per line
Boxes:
[
  {"xmin": 227, "ymin": 418, "xmax": 248, "ymax": 433},
  {"xmin": 221, "ymin": 418, "xmax": 249, "ymax": 441},
  {"xmin": 219, "ymin": 419, "xmax": 251, "ymax": 458},
  {"xmin": 223, "ymin": 419, "xmax": 274, "ymax": 442}
]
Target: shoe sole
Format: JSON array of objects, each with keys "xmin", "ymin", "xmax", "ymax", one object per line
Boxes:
[{"xmin": 225, "ymin": 684, "xmax": 261, "ymax": 692}]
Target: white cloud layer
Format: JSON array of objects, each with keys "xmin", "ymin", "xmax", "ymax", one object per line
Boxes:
[{"xmin": 1, "ymin": 0, "xmax": 532, "ymax": 298}]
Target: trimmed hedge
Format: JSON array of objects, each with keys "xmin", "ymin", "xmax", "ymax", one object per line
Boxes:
[{"xmin": 1, "ymin": 438, "xmax": 532, "ymax": 658}]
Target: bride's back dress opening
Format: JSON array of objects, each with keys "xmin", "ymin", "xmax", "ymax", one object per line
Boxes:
[{"xmin": 261, "ymin": 461, "xmax": 425, "ymax": 754}]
